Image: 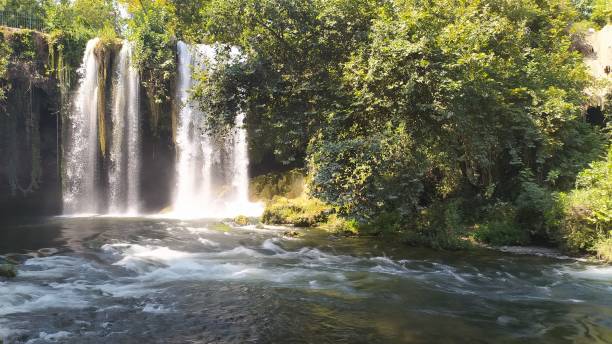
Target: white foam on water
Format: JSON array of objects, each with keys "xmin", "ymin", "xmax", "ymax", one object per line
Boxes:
[
  {"xmin": 564, "ymin": 265, "xmax": 612, "ymax": 281},
  {"xmin": 98, "ymin": 241, "xmax": 364, "ymax": 287},
  {"xmin": 185, "ymin": 226, "xmax": 212, "ymax": 234},
  {"xmin": 142, "ymin": 303, "xmax": 172, "ymax": 314},
  {"xmin": 0, "ymin": 283, "xmax": 90, "ymax": 316},
  {"xmin": 103, "ymin": 244, "xmax": 194, "ymax": 273},
  {"xmin": 0, "ymin": 318, "xmax": 17, "ymax": 341},
  {"xmin": 215, "ymin": 246, "xmax": 264, "ymax": 258},
  {"xmin": 261, "ymin": 238, "xmax": 287, "ymax": 254},
  {"xmin": 26, "ymin": 331, "xmax": 72, "ymax": 343},
  {"xmin": 198, "ymin": 238, "xmax": 220, "ymax": 247}
]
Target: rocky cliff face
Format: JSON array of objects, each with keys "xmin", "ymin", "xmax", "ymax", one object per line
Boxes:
[
  {"xmin": 0, "ymin": 28, "xmax": 60, "ymax": 216},
  {"xmin": 584, "ymin": 25, "xmax": 612, "ymax": 110},
  {"xmin": 0, "ymin": 32, "xmax": 177, "ymax": 216}
]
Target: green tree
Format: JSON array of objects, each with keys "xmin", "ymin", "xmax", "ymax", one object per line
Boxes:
[
  {"xmin": 197, "ymin": 0, "xmax": 382, "ymax": 166},
  {"xmin": 308, "ymin": 0, "xmax": 604, "ymax": 241},
  {"xmin": 124, "ymin": 0, "xmax": 177, "ymax": 133}
]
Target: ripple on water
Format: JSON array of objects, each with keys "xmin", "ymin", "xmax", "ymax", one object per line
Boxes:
[
  {"xmin": 562, "ymin": 265, "xmax": 612, "ymax": 282},
  {"xmin": 1, "ymin": 219, "xmax": 611, "ymax": 343}
]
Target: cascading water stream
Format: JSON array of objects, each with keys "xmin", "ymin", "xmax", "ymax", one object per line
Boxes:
[
  {"xmin": 231, "ymin": 111, "xmax": 250, "ymax": 205},
  {"xmin": 125, "ymin": 48, "xmax": 140, "ymax": 214},
  {"xmin": 172, "ymin": 41, "xmax": 262, "ymax": 218},
  {"xmin": 63, "ymin": 38, "xmax": 101, "ymax": 215},
  {"xmin": 108, "ymin": 41, "xmax": 141, "ymax": 214},
  {"xmin": 173, "ymin": 41, "xmax": 213, "ymax": 216}
]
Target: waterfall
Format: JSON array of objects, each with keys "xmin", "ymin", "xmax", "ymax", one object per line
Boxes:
[
  {"xmin": 63, "ymin": 38, "xmax": 101, "ymax": 214},
  {"xmin": 108, "ymin": 41, "xmax": 140, "ymax": 214},
  {"xmin": 173, "ymin": 41, "xmax": 212, "ymax": 216},
  {"xmin": 232, "ymin": 111, "xmax": 250, "ymax": 205},
  {"xmin": 62, "ymin": 39, "xmax": 259, "ymax": 217},
  {"xmin": 172, "ymin": 41, "xmax": 261, "ymax": 218}
]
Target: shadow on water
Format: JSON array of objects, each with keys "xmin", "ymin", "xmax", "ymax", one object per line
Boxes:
[
  {"xmin": 0, "ymin": 217, "xmax": 66, "ymax": 254},
  {"xmin": 0, "ymin": 216, "xmax": 135, "ymax": 255}
]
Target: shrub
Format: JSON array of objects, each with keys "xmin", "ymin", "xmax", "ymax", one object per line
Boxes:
[
  {"xmin": 320, "ymin": 214, "xmax": 359, "ymax": 235},
  {"xmin": 358, "ymin": 211, "xmax": 403, "ymax": 236},
  {"xmin": 234, "ymin": 215, "xmax": 249, "ymax": 226},
  {"xmin": 308, "ymin": 122, "xmax": 426, "ymax": 223},
  {"xmin": 595, "ymin": 236, "xmax": 612, "ymax": 262},
  {"xmin": 249, "ymin": 169, "xmax": 305, "ymax": 201},
  {"xmin": 515, "ymin": 172, "xmax": 558, "ymax": 243},
  {"xmin": 411, "ymin": 199, "xmax": 469, "ymax": 250},
  {"xmin": 261, "ymin": 196, "xmax": 331, "ymax": 227},
  {"xmin": 556, "ymin": 145, "xmax": 611, "ymax": 255},
  {"xmin": 471, "ymin": 202, "xmax": 529, "ymax": 246}
]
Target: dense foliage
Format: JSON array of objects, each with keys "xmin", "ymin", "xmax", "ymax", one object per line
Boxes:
[
  {"xmin": 0, "ymin": 33, "xmax": 10, "ymax": 102},
  {"xmin": 44, "ymin": 0, "xmax": 118, "ymax": 86},
  {"xmin": 122, "ymin": 0, "xmax": 177, "ymax": 133},
  {"xmin": 573, "ymin": 0, "xmax": 612, "ymax": 26},
  {"xmin": 553, "ymin": 144, "xmax": 611, "ymax": 260}
]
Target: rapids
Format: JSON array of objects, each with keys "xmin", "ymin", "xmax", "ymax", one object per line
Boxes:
[{"xmin": 0, "ymin": 217, "xmax": 610, "ymax": 343}]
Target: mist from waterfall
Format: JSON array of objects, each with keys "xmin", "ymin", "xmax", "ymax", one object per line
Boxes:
[
  {"xmin": 172, "ymin": 41, "xmax": 262, "ymax": 218},
  {"xmin": 63, "ymin": 38, "xmax": 101, "ymax": 215},
  {"xmin": 108, "ymin": 41, "xmax": 141, "ymax": 214}
]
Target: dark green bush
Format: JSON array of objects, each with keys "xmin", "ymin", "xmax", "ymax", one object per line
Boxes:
[
  {"xmin": 471, "ymin": 202, "xmax": 529, "ymax": 246},
  {"xmin": 515, "ymin": 171, "xmax": 559, "ymax": 243},
  {"xmin": 410, "ymin": 199, "xmax": 469, "ymax": 250},
  {"xmin": 320, "ymin": 214, "xmax": 360, "ymax": 235}
]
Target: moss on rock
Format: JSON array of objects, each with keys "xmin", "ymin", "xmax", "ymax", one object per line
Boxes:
[
  {"xmin": 250, "ymin": 169, "xmax": 305, "ymax": 201},
  {"xmin": 0, "ymin": 264, "xmax": 17, "ymax": 278},
  {"xmin": 261, "ymin": 196, "xmax": 331, "ymax": 227}
]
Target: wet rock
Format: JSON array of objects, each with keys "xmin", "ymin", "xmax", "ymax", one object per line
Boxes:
[{"xmin": 282, "ymin": 230, "xmax": 302, "ymax": 238}]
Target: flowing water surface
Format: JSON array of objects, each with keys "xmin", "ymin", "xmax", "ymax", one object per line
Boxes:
[{"xmin": 0, "ymin": 217, "xmax": 611, "ymax": 343}]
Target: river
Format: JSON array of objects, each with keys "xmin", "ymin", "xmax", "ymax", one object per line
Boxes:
[{"xmin": 0, "ymin": 217, "xmax": 611, "ymax": 343}]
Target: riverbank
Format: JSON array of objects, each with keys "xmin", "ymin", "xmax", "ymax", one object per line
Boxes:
[{"xmin": 259, "ymin": 191, "xmax": 611, "ymax": 263}]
